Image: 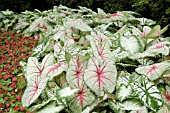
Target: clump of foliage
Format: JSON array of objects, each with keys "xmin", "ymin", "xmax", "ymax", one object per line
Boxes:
[
  {"xmin": 0, "ymin": 30, "xmax": 38, "ymax": 112},
  {"xmin": 4, "ymin": 5, "xmax": 168, "ymax": 113}
]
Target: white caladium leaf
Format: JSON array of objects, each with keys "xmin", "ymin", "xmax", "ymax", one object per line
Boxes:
[
  {"xmin": 135, "ymin": 62, "xmax": 170, "ymax": 81},
  {"xmin": 116, "ymin": 85, "xmax": 132, "ymax": 102},
  {"xmin": 26, "ymin": 53, "xmax": 54, "ymax": 81},
  {"xmin": 22, "ymin": 75, "xmax": 49, "ymax": 107},
  {"xmin": 162, "ymin": 85, "xmax": 170, "ymax": 105},
  {"xmin": 118, "ymin": 100, "xmax": 143, "ymax": 111},
  {"xmin": 130, "ymin": 106, "xmax": 148, "ymax": 113},
  {"xmin": 132, "ymin": 26, "xmax": 151, "ymax": 37},
  {"xmin": 90, "ymin": 32, "xmax": 111, "ymax": 62},
  {"xmin": 84, "ymin": 58, "xmax": 117, "ymax": 96},
  {"xmin": 128, "ymin": 52, "xmax": 156, "ymax": 60},
  {"xmin": 57, "ymin": 86, "xmax": 79, "ymax": 98},
  {"xmin": 29, "ymin": 17, "xmax": 43, "ymax": 32},
  {"xmin": 45, "ymin": 62, "xmax": 68, "ymax": 80},
  {"xmin": 131, "ymin": 76, "xmax": 164, "ymax": 112},
  {"xmin": 69, "ymin": 85, "xmax": 95, "ymax": 113},
  {"xmin": 65, "ymin": 18, "xmax": 92, "ymax": 31},
  {"xmin": 120, "ymin": 35, "xmax": 143, "ymax": 54},
  {"xmin": 66, "ymin": 56, "xmax": 87, "ymax": 88},
  {"xmin": 157, "ymin": 105, "xmax": 170, "ymax": 113},
  {"xmin": 145, "ymin": 42, "xmax": 170, "ymax": 56},
  {"xmin": 110, "ymin": 12, "xmax": 125, "ymax": 21},
  {"xmin": 37, "ymin": 101, "xmax": 65, "ymax": 113}
]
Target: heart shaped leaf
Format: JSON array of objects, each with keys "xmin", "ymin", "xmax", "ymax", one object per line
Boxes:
[
  {"xmin": 135, "ymin": 62, "xmax": 170, "ymax": 81},
  {"xmin": 22, "ymin": 75, "xmax": 49, "ymax": 107},
  {"xmin": 69, "ymin": 84, "xmax": 95, "ymax": 112},
  {"xmin": 84, "ymin": 58, "xmax": 117, "ymax": 96},
  {"xmin": 66, "ymin": 56, "xmax": 87, "ymax": 88}
]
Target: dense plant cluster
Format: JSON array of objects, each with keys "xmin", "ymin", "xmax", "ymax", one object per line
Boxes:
[
  {"xmin": 0, "ymin": 0, "xmax": 169, "ymax": 36},
  {"xmin": 0, "ymin": 5, "xmax": 170, "ymax": 113},
  {"xmin": 0, "ymin": 30, "xmax": 38, "ymax": 112}
]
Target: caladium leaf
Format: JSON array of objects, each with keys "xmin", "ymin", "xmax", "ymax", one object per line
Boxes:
[
  {"xmin": 135, "ymin": 62, "xmax": 170, "ymax": 81},
  {"xmin": 26, "ymin": 53, "xmax": 54, "ymax": 81},
  {"xmin": 131, "ymin": 76, "xmax": 164, "ymax": 112},
  {"xmin": 145, "ymin": 42, "xmax": 170, "ymax": 56},
  {"xmin": 22, "ymin": 75, "xmax": 49, "ymax": 107},
  {"xmin": 118, "ymin": 99, "xmax": 143, "ymax": 111},
  {"xmin": 120, "ymin": 35, "xmax": 143, "ymax": 54},
  {"xmin": 29, "ymin": 17, "xmax": 43, "ymax": 32},
  {"xmin": 146, "ymin": 25, "xmax": 169, "ymax": 39},
  {"xmin": 69, "ymin": 85, "xmax": 95, "ymax": 113},
  {"xmin": 56, "ymin": 86, "xmax": 79, "ymax": 98},
  {"xmin": 116, "ymin": 85, "xmax": 132, "ymax": 102},
  {"xmin": 65, "ymin": 19, "xmax": 92, "ymax": 31},
  {"xmin": 66, "ymin": 56, "xmax": 87, "ymax": 88},
  {"xmin": 90, "ymin": 32, "xmax": 111, "ymax": 63},
  {"xmin": 130, "ymin": 106, "xmax": 148, "ymax": 113},
  {"xmin": 110, "ymin": 12, "xmax": 125, "ymax": 21},
  {"xmin": 37, "ymin": 101, "xmax": 65, "ymax": 113},
  {"xmin": 84, "ymin": 58, "xmax": 117, "ymax": 96},
  {"xmin": 128, "ymin": 52, "xmax": 156, "ymax": 60},
  {"xmin": 132, "ymin": 26, "xmax": 151, "ymax": 37},
  {"xmin": 45, "ymin": 62, "xmax": 68, "ymax": 80}
]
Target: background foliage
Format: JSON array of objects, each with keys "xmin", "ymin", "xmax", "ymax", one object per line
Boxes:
[{"xmin": 0, "ymin": 0, "xmax": 169, "ymax": 35}]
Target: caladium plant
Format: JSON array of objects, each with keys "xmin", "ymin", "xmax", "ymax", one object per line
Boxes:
[{"xmin": 2, "ymin": 5, "xmax": 168, "ymax": 113}]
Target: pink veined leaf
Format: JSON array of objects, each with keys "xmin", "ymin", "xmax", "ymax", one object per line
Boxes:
[
  {"xmin": 69, "ymin": 84, "xmax": 95, "ymax": 112},
  {"xmin": 110, "ymin": 13, "xmax": 124, "ymax": 20},
  {"xmin": 90, "ymin": 38, "xmax": 111, "ymax": 62},
  {"xmin": 145, "ymin": 42, "xmax": 170, "ymax": 55},
  {"xmin": 26, "ymin": 53, "xmax": 54, "ymax": 81},
  {"xmin": 132, "ymin": 26, "xmax": 151, "ymax": 37},
  {"xmin": 135, "ymin": 62, "xmax": 170, "ymax": 81},
  {"xmin": 45, "ymin": 62, "xmax": 68, "ymax": 80},
  {"xmin": 66, "ymin": 56, "xmax": 87, "ymax": 88},
  {"xmin": 162, "ymin": 86, "xmax": 170, "ymax": 104},
  {"xmin": 21, "ymin": 75, "xmax": 49, "ymax": 107},
  {"xmin": 84, "ymin": 58, "xmax": 117, "ymax": 96}
]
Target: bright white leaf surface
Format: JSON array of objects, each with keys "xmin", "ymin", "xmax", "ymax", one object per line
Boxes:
[
  {"xmin": 66, "ymin": 56, "xmax": 87, "ymax": 88},
  {"xmin": 37, "ymin": 101, "xmax": 65, "ymax": 113},
  {"xmin": 29, "ymin": 17, "xmax": 43, "ymax": 32},
  {"xmin": 90, "ymin": 31, "xmax": 111, "ymax": 62},
  {"xmin": 130, "ymin": 106, "xmax": 148, "ymax": 113},
  {"xmin": 145, "ymin": 42, "xmax": 170, "ymax": 55},
  {"xmin": 22, "ymin": 75, "xmax": 49, "ymax": 107},
  {"xmin": 119, "ymin": 100, "xmax": 142, "ymax": 111},
  {"xmin": 57, "ymin": 86, "xmax": 79, "ymax": 98},
  {"xmin": 120, "ymin": 35, "xmax": 142, "ymax": 54},
  {"xmin": 132, "ymin": 26, "xmax": 151, "ymax": 37},
  {"xmin": 65, "ymin": 19, "xmax": 92, "ymax": 31},
  {"xmin": 135, "ymin": 62, "xmax": 170, "ymax": 81},
  {"xmin": 45, "ymin": 62, "xmax": 68, "ymax": 80},
  {"xmin": 69, "ymin": 85, "xmax": 95, "ymax": 113},
  {"xmin": 116, "ymin": 85, "xmax": 132, "ymax": 101},
  {"xmin": 26, "ymin": 53, "xmax": 54, "ymax": 81},
  {"xmin": 84, "ymin": 58, "xmax": 117, "ymax": 96}
]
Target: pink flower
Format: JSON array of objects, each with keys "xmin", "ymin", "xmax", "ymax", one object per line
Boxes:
[{"xmin": 14, "ymin": 106, "xmax": 20, "ymax": 111}]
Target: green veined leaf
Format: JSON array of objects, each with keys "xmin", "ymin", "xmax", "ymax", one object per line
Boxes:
[{"xmin": 131, "ymin": 76, "xmax": 164, "ymax": 112}]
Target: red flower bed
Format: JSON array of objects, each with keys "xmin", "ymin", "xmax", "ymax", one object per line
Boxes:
[{"xmin": 0, "ymin": 30, "xmax": 39, "ymax": 113}]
